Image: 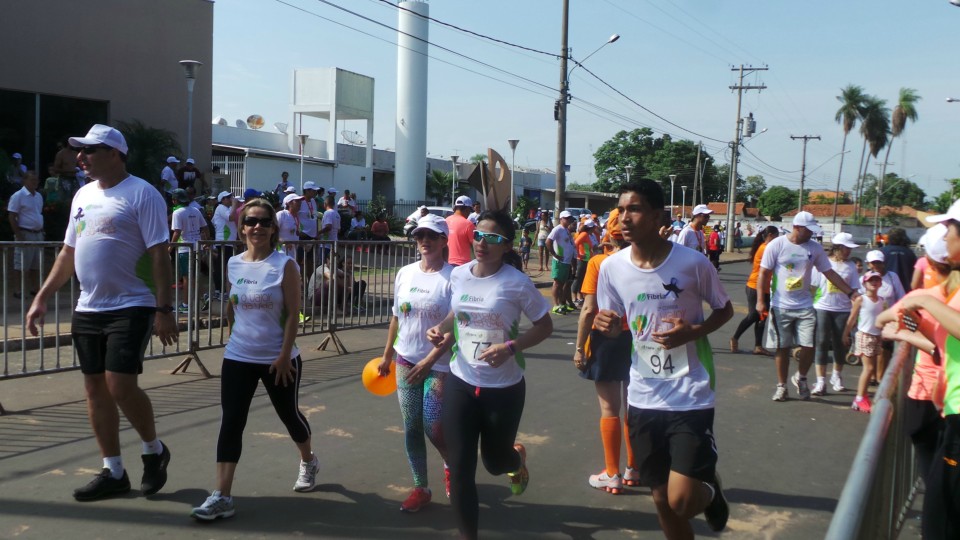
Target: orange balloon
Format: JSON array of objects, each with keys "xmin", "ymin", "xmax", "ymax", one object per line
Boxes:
[{"xmin": 362, "ymin": 357, "xmax": 397, "ymax": 396}]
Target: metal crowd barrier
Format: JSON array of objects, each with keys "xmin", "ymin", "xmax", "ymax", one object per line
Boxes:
[
  {"xmin": 826, "ymin": 342, "xmax": 919, "ymax": 540},
  {"xmin": 0, "ymin": 238, "xmax": 416, "ymax": 413}
]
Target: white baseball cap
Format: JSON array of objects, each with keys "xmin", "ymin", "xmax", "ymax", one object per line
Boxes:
[
  {"xmin": 166, "ymin": 156, "xmax": 180, "ymax": 164},
  {"xmin": 412, "ymin": 213, "xmax": 450, "ymax": 237},
  {"xmin": 792, "ymin": 211, "xmax": 822, "ymax": 234},
  {"xmin": 328, "ymin": 187, "xmax": 338, "ymax": 194},
  {"xmin": 831, "ymin": 232, "xmax": 859, "ymax": 249},
  {"xmin": 692, "ymin": 204, "xmax": 713, "ymax": 216},
  {"xmin": 217, "ymin": 190, "xmax": 233, "ymax": 202},
  {"xmin": 920, "ymin": 224, "xmax": 949, "ymax": 264},
  {"xmin": 186, "ymin": 158, "xmax": 195, "ymax": 164},
  {"xmin": 302, "ymin": 181, "xmax": 319, "ymax": 191},
  {"xmin": 418, "ymin": 205, "xmax": 428, "ymax": 212},
  {"xmin": 11, "ymin": 152, "xmax": 21, "ymax": 159},
  {"xmin": 584, "ymin": 219, "xmax": 596, "ymax": 228},
  {"xmin": 927, "ymin": 199, "xmax": 960, "ymax": 224},
  {"xmin": 866, "ymin": 250, "xmax": 885, "ymax": 263},
  {"xmin": 455, "ymin": 195, "xmax": 473, "ymax": 207},
  {"xmin": 68, "ymin": 124, "xmax": 129, "ymax": 155},
  {"xmin": 284, "ymin": 186, "xmax": 297, "ymax": 194},
  {"xmin": 283, "ymin": 193, "xmax": 305, "ymax": 207},
  {"xmin": 559, "ymin": 210, "xmax": 573, "ymax": 219}
]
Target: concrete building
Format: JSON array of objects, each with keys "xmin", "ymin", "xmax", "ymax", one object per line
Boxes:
[{"xmin": 0, "ymin": 0, "xmax": 213, "ymax": 174}]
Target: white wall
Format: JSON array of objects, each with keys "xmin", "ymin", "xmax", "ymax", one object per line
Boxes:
[{"xmin": 244, "ymin": 156, "xmax": 333, "ymax": 194}]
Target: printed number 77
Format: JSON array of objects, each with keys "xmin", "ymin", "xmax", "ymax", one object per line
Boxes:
[{"xmin": 473, "ymin": 341, "xmax": 492, "ymax": 358}]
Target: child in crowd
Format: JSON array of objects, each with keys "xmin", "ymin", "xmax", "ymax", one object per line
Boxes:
[
  {"xmin": 843, "ymin": 271, "xmax": 885, "ymax": 413},
  {"xmin": 519, "ymin": 229, "xmax": 532, "ymax": 271}
]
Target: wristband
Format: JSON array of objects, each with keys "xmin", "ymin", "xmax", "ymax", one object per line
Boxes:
[{"xmin": 505, "ymin": 340, "xmax": 516, "ymax": 355}]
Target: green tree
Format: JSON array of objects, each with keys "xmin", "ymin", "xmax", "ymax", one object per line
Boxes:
[
  {"xmin": 857, "ymin": 173, "xmax": 926, "ymax": 209},
  {"xmin": 738, "ymin": 174, "xmax": 766, "ymax": 203},
  {"xmin": 854, "ymin": 96, "xmax": 890, "ymax": 219},
  {"xmin": 469, "ymin": 152, "xmax": 487, "ymax": 163},
  {"xmin": 932, "ymin": 179, "xmax": 960, "ymax": 213},
  {"xmin": 758, "ymin": 185, "xmax": 797, "ymax": 219},
  {"xmin": 832, "ymin": 84, "xmax": 866, "ymax": 223},
  {"xmin": 593, "ymin": 129, "xmax": 721, "ymax": 200},
  {"xmin": 876, "ymin": 88, "xmax": 920, "ymax": 208},
  {"xmin": 116, "ymin": 119, "xmax": 181, "ymax": 185},
  {"xmin": 425, "ymin": 169, "xmax": 454, "ymax": 205}
]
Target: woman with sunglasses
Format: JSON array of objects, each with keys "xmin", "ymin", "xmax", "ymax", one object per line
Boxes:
[
  {"xmin": 377, "ymin": 213, "xmax": 454, "ymax": 513},
  {"xmin": 191, "ymin": 198, "xmax": 318, "ymax": 521},
  {"xmin": 427, "ymin": 210, "xmax": 553, "ymax": 540}
]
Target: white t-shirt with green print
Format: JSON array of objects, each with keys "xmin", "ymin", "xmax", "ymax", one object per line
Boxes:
[
  {"xmin": 547, "ymin": 224, "xmax": 575, "ymax": 264},
  {"xmin": 448, "ymin": 261, "xmax": 551, "ymax": 388},
  {"xmin": 392, "ymin": 262, "xmax": 454, "ymax": 372}
]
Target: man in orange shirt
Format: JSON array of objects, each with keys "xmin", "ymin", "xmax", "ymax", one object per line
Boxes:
[{"xmin": 445, "ymin": 195, "xmax": 476, "ymax": 266}]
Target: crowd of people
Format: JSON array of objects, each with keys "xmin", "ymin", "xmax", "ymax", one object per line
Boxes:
[{"xmin": 15, "ymin": 124, "xmax": 960, "ymax": 538}]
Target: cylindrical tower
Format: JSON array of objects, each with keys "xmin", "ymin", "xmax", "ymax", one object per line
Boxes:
[{"xmin": 395, "ymin": 0, "xmax": 429, "ymax": 202}]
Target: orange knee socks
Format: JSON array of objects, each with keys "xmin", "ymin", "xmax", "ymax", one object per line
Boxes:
[{"xmin": 623, "ymin": 416, "xmax": 636, "ymax": 470}]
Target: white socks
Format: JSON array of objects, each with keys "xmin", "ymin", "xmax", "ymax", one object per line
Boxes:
[
  {"xmin": 142, "ymin": 439, "xmax": 163, "ymax": 456},
  {"xmin": 103, "ymin": 456, "xmax": 124, "ymax": 479}
]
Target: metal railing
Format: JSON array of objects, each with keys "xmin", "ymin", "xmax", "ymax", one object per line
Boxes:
[
  {"xmin": 0, "ymin": 238, "xmax": 416, "ymax": 412},
  {"xmin": 826, "ymin": 342, "xmax": 920, "ymax": 540}
]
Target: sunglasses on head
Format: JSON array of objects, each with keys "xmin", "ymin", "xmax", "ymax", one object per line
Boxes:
[
  {"xmin": 473, "ymin": 230, "xmax": 509, "ymax": 244},
  {"xmin": 79, "ymin": 145, "xmax": 112, "ymax": 155},
  {"xmin": 242, "ymin": 216, "xmax": 274, "ymax": 228},
  {"xmin": 413, "ymin": 231, "xmax": 441, "ymax": 241}
]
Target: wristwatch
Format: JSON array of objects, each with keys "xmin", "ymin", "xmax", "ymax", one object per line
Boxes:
[{"xmin": 156, "ymin": 305, "xmax": 175, "ymax": 314}]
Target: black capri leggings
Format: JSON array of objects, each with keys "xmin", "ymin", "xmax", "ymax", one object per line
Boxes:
[
  {"xmin": 442, "ymin": 375, "xmax": 525, "ymax": 539},
  {"xmin": 217, "ymin": 356, "xmax": 311, "ymax": 463},
  {"xmin": 815, "ymin": 309, "xmax": 849, "ymax": 366},
  {"xmin": 732, "ymin": 286, "xmax": 764, "ymax": 348}
]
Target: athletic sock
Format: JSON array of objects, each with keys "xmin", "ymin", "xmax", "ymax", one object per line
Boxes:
[
  {"xmin": 600, "ymin": 417, "xmax": 621, "ymax": 477},
  {"xmin": 817, "ymin": 376, "xmax": 826, "ymax": 384},
  {"xmin": 103, "ymin": 456, "xmax": 124, "ymax": 479},
  {"xmin": 142, "ymin": 439, "xmax": 163, "ymax": 456},
  {"xmin": 622, "ymin": 417, "xmax": 637, "ymax": 470}
]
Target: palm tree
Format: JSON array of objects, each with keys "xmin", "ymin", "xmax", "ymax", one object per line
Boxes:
[
  {"xmin": 832, "ymin": 85, "xmax": 866, "ymax": 226},
  {"xmin": 854, "ymin": 97, "xmax": 890, "ymax": 221},
  {"xmin": 873, "ymin": 88, "xmax": 920, "ymax": 235},
  {"xmin": 425, "ymin": 169, "xmax": 454, "ymax": 205}
]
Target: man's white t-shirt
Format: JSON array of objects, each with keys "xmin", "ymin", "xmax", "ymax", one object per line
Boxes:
[
  {"xmin": 7, "ymin": 187, "xmax": 44, "ymax": 230},
  {"xmin": 161, "ymin": 165, "xmax": 178, "ymax": 189},
  {"xmin": 212, "ymin": 203, "xmax": 237, "ymax": 242},
  {"xmin": 760, "ymin": 235, "xmax": 831, "ymax": 310},
  {"xmin": 65, "ymin": 175, "xmax": 169, "ymax": 312},
  {"xmin": 675, "ymin": 225, "xmax": 705, "ymax": 253},
  {"xmin": 467, "ymin": 212, "xmax": 480, "ymax": 225},
  {"xmin": 171, "ymin": 205, "xmax": 205, "ymax": 254},
  {"xmin": 320, "ymin": 208, "xmax": 340, "ymax": 241},
  {"xmin": 224, "ymin": 251, "xmax": 300, "ymax": 364},
  {"xmin": 547, "ymin": 224, "xmax": 575, "ymax": 264},
  {"xmin": 449, "ymin": 261, "xmax": 551, "ymax": 388},
  {"xmin": 298, "ymin": 197, "xmax": 319, "ymax": 239},
  {"xmin": 596, "ymin": 245, "xmax": 730, "ymax": 411},
  {"xmin": 812, "ymin": 259, "xmax": 859, "ymax": 312},
  {"xmin": 337, "ymin": 196, "xmax": 357, "ymax": 210},
  {"xmin": 392, "ymin": 262, "xmax": 455, "ymax": 372}
]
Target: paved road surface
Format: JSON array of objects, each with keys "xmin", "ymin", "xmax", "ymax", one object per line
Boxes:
[{"xmin": 0, "ymin": 259, "xmax": 884, "ymax": 539}]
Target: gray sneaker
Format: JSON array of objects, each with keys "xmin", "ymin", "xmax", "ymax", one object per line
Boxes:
[
  {"xmin": 293, "ymin": 455, "xmax": 319, "ymax": 492},
  {"xmin": 811, "ymin": 380, "xmax": 827, "ymax": 396},
  {"xmin": 772, "ymin": 385, "xmax": 788, "ymax": 402},
  {"xmin": 191, "ymin": 490, "xmax": 235, "ymax": 521},
  {"xmin": 791, "ymin": 372, "xmax": 811, "ymax": 400}
]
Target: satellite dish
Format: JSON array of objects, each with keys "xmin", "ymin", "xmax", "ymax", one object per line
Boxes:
[
  {"xmin": 341, "ymin": 130, "xmax": 365, "ymax": 145},
  {"xmin": 213, "ymin": 116, "xmax": 228, "ymax": 126},
  {"xmin": 246, "ymin": 114, "xmax": 265, "ymax": 130},
  {"xmin": 235, "ymin": 119, "xmax": 247, "ymax": 129},
  {"xmin": 274, "ymin": 122, "xmax": 288, "ymax": 134}
]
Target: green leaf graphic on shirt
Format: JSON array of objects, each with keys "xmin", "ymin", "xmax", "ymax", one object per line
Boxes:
[
  {"xmin": 456, "ymin": 312, "xmax": 471, "ymax": 325},
  {"xmin": 75, "ymin": 220, "xmax": 86, "ymax": 236},
  {"xmin": 230, "ymin": 294, "xmax": 239, "ymax": 305},
  {"xmin": 400, "ymin": 302, "xmax": 412, "ymax": 317},
  {"xmin": 631, "ymin": 314, "xmax": 648, "ymax": 335}
]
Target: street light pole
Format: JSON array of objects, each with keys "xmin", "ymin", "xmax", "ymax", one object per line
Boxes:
[
  {"xmin": 179, "ymin": 60, "xmax": 203, "ymax": 160},
  {"xmin": 508, "ymin": 139, "xmax": 519, "ymax": 213},
  {"xmin": 625, "ymin": 164, "xmax": 633, "ymax": 183},
  {"xmin": 450, "ymin": 155, "xmax": 459, "ymax": 206},
  {"xmin": 669, "ymin": 174, "xmax": 677, "ymax": 215},
  {"xmin": 298, "ymin": 133, "xmax": 309, "ymax": 192},
  {"xmin": 681, "ymin": 185, "xmax": 688, "ymax": 221}
]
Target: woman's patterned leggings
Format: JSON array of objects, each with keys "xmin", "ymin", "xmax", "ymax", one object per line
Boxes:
[{"xmin": 396, "ymin": 357, "xmax": 448, "ymax": 487}]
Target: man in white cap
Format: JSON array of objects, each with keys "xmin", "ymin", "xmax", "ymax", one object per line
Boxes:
[
  {"xmin": 676, "ymin": 204, "xmax": 712, "ymax": 254},
  {"xmin": 445, "ymin": 195, "xmax": 476, "ymax": 266},
  {"xmin": 8, "ymin": 170, "xmax": 44, "ymax": 298},
  {"xmin": 160, "ymin": 156, "xmax": 179, "ymax": 191},
  {"xmin": 757, "ymin": 211, "xmax": 860, "ymax": 402},
  {"xmin": 26, "ymin": 124, "xmax": 176, "ymax": 501},
  {"xmin": 546, "ymin": 210, "xmax": 576, "ymax": 313},
  {"xmin": 298, "ymin": 181, "xmax": 321, "ymax": 278},
  {"xmin": 212, "ymin": 190, "xmax": 239, "ymax": 298},
  {"xmin": 169, "ymin": 188, "xmax": 208, "ymax": 311},
  {"xmin": 177, "ymin": 158, "xmax": 202, "ymax": 193},
  {"xmin": 278, "ymin": 193, "xmax": 304, "ymax": 258}
]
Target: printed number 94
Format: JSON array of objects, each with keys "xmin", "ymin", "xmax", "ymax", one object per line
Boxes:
[{"xmin": 650, "ymin": 353, "xmax": 675, "ymax": 375}]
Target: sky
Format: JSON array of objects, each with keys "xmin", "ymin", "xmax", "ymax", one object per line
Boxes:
[{"xmin": 212, "ymin": 0, "xmax": 960, "ymax": 201}]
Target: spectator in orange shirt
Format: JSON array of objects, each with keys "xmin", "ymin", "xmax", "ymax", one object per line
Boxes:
[{"xmin": 445, "ymin": 196, "xmax": 476, "ymax": 266}]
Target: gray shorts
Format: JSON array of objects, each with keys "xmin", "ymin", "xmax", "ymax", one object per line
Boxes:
[
  {"xmin": 14, "ymin": 230, "xmax": 45, "ymax": 271},
  {"xmin": 764, "ymin": 306, "xmax": 816, "ymax": 350}
]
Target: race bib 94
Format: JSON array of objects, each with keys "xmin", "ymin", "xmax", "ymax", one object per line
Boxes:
[{"xmin": 633, "ymin": 341, "xmax": 690, "ymax": 379}]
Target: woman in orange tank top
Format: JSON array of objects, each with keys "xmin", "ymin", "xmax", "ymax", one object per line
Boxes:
[{"xmin": 730, "ymin": 226, "xmax": 779, "ymax": 355}]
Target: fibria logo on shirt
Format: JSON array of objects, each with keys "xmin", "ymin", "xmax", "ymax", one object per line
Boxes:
[
  {"xmin": 410, "ymin": 287, "xmax": 430, "ymax": 294},
  {"xmin": 635, "ymin": 279, "xmax": 684, "ymax": 302},
  {"xmin": 236, "ymin": 277, "xmax": 258, "ymax": 285},
  {"xmin": 460, "ymin": 294, "xmax": 483, "ymax": 303}
]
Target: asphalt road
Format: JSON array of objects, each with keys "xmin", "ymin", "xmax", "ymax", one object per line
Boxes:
[{"xmin": 0, "ymin": 259, "xmax": 881, "ymax": 539}]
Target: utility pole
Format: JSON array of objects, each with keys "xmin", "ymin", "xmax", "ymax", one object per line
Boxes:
[
  {"xmin": 726, "ymin": 65, "xmax": 767, "ymax": 253},
  {"xmin": 554, "ymin": 0, "xmax": 570, "ymax": 220},
  {"xmin": 790, "ymin": 135, "xmax": 820, "ymax": 212},
  {"xmin": 693, "ymin": 142, "xmax": 701, "ymax": 209}
]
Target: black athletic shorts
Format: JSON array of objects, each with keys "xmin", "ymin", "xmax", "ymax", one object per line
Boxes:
[
  {"xmin": 72, "ymin": 307, "xmax": 155, "ymax": 375},
  {"xmin": 579, "ymin": 330, "xmax": 631, "ymax": 381},
  {"xmin": 627, "ymin": 406, "xmax": 718, "ymax": 488}
]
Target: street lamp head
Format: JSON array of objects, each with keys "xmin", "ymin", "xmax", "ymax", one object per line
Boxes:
[
  {"xmin": 669, "ymin": 174, "xmax": 677, "ymax": 182},
  {"xmin": 179, "ymin": 59, "xmax": 203, "ymax": 79},
  {"xmin": 607, "ymin": 34, "xmax": 620, "ymax": 44},
  {"xmin": 508, "ymin": 139, "xmax": 519, "ymax": 151},
  {"xmin": 948, "ymin": 97, "xmax": 960, "ymax": 103},
  {"xmin": 624, "ymin": 164, "xmax": 634, "ymax": 174},
  {"xmin": 451, "ymin": 155, "xmax": 459, "ymax": 163}
]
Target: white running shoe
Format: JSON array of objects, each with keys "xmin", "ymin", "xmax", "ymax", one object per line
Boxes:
[
  {"xmin": 811, "ymin": 380, "xmax": 826, "ymax": 396},
  {"xmin": 191, "ymin": 490, "xmax": 235, "ymax": 520},
  {"xmin": 791, "ymin": 372, "xmax": 811, "ymax": 400},
  {"xmin": 772, "ymin": 385, "xmax": 788, "ymax": 402},
  {"xmin": 831, "ymin": 372, "xmax": 846, "ymax": 392},
  {"xmin": 623, "ymin": 466, "xmax": 641, "ymax": 487},
  {"xmin": 293, "ymin": 455, "xmax": 319, "ymax": 492},
  {"xmin": 588, "ymin": 471, "xmax": 623, "ymax": 494}
]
